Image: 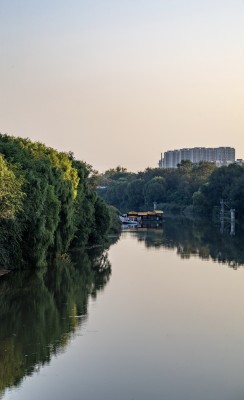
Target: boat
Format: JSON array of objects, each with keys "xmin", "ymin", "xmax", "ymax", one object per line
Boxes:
[
  {"xmin": 119, "ymin": 214, "xmax": 139, "ymax": 225},
  {"xmin": 119, "ymin": 210, "xmax": 163, "ymax": 225}
]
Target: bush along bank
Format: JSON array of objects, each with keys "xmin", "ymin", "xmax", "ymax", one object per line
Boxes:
[
  {"xmin": 97, "ymin": 162, "xmax": 244, "ymax": 220},
  {"xmin": 0, "ymin": 134, "xmax": 114, "ymax": 270}
]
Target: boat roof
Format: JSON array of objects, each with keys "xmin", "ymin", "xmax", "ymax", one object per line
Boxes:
[{"xmin": 127, "ymin": 210, "xmax": 163, "ymax": 216}]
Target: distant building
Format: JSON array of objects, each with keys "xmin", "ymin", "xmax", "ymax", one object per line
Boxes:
[
  {"xmin": 159, "ymin": 147, "xmax": 235, "ymax": 169},
  {"xmin": 235, "ymin": 159, "xmax": 244, "ymax": 165}
]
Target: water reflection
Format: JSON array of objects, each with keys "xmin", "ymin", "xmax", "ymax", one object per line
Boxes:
[
  {"xmin": 125, "ymin": 218, "xmax": 244, "ymax": 268},
  {"xmin": 0, "ymin": 245, "xmax": 113, "ymax": 398}
]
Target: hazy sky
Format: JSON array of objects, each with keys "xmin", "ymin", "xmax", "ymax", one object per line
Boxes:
[{"xmin": 1, "ymin": 0, "xmax": 244, "ymax": 172}]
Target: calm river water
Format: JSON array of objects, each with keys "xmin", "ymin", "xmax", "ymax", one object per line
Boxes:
[{"xmin": 1, "ymin": 219, "xmax": 244, "ymax": 400}]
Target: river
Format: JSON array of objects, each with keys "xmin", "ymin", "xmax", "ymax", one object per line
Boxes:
[{"xmin": 1, "ymin": 218, "xmax": 244, "ymax": 400}]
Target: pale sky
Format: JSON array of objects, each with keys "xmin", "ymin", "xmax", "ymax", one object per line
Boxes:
[{"xmin": 0, "ymin": 0, "xmax": 244, "ymax": 172}]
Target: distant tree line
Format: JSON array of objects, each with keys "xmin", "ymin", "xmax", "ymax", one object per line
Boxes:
[
  {"xmin": 0, "ymin": 134, "xmax": 117, "ymax": 269},
  {"xmin": 97, "ymin": 161, "xmax": 244, "ymax": 218}
]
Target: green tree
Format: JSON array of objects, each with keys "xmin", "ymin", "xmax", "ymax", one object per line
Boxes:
[
  {"xmin": 127, "ymin": 179, "xmax": 145, "ymax": 209},
  {"xmin": 144, "ymin": 177, "xmax": 166, "ymax": 206},
  {"xmin": 0, "ymin": 134, "xmax": 112, "ymax": 269},
  {"xmin": 0, "ymin": 155, "xmax": 24, "ymax": 218}
]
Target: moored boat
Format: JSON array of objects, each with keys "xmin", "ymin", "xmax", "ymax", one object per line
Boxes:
[
  {"xmin": 119, "ymin": 214, "xmax": 139, "ymax": 225},
  {"xmin": 119, "ymin": 210, "xmax": 163, "ymax": 225}
]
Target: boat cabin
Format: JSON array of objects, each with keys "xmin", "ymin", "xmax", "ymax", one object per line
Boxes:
[{"xmin": 127, "ymin": 210, "xmax": 163, "ymax": 222}]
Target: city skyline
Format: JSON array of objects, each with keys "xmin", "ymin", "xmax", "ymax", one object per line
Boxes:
[
  {"xmin": 159, "ymin": 146, "xmax": 236, "ymax": 168},
  {"xmin": 1, "ymin": 0, "xmax": 244, "ymax": 172}
]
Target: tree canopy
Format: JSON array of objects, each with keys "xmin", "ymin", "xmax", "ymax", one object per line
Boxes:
[
  {"xmin": 97, "ymin": 161, "xmax": 218, "ymax": 214},
  {"xmin": 0, "ymin": 134, "xmax": 113, "ymax": 269}
]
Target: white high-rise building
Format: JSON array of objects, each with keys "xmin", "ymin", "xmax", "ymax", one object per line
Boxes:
[{"xmin": 159, "ymin": 147, "xmax": 235, "ymax": 169}]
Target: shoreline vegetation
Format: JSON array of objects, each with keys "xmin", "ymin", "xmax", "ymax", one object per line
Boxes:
[
  {"xmin": 97, "ymin": 162, "xmax": 244, "ymax": 220},
  {"xmin": 2, "ymin": 133, "xmax": 244, "ymax": 269},
  {"xmin": 0, "ymin": 133, "xmax": 120, "ymax": 270},
  {"xmin": 0, "ymin": 132, "xmax": 120, "ymax": 394}
]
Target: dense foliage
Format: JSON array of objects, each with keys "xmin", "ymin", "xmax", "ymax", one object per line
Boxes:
[
  {"xmin": 0, "ymin": 155, "xmax": 24, "ymax": 218},
  {"xmin": 193, "ymin": 163, "xmax": 244, "ymax": 217},
  {"xmin": 97, "ymin": 162, "xmax": 216, "ymax": 212},
  {"xmin": 0, "ymin": 134, "xmax": 113, "ymax": 269},
  {"xmin": 98, "ymin": 162, "xmax": 244, "ymax": 219}
]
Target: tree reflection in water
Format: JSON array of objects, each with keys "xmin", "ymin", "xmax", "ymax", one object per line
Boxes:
[
  {"xmin": 127, "ymin": 218, "xmax": 244, "ymax": 269},
  {"xmin": 0, "ymin": 244, "xmax": 113, "ymax": 398},
  {"xmin": 2, "ymin": 219, "xmax": 244, "ymax": 398}
]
